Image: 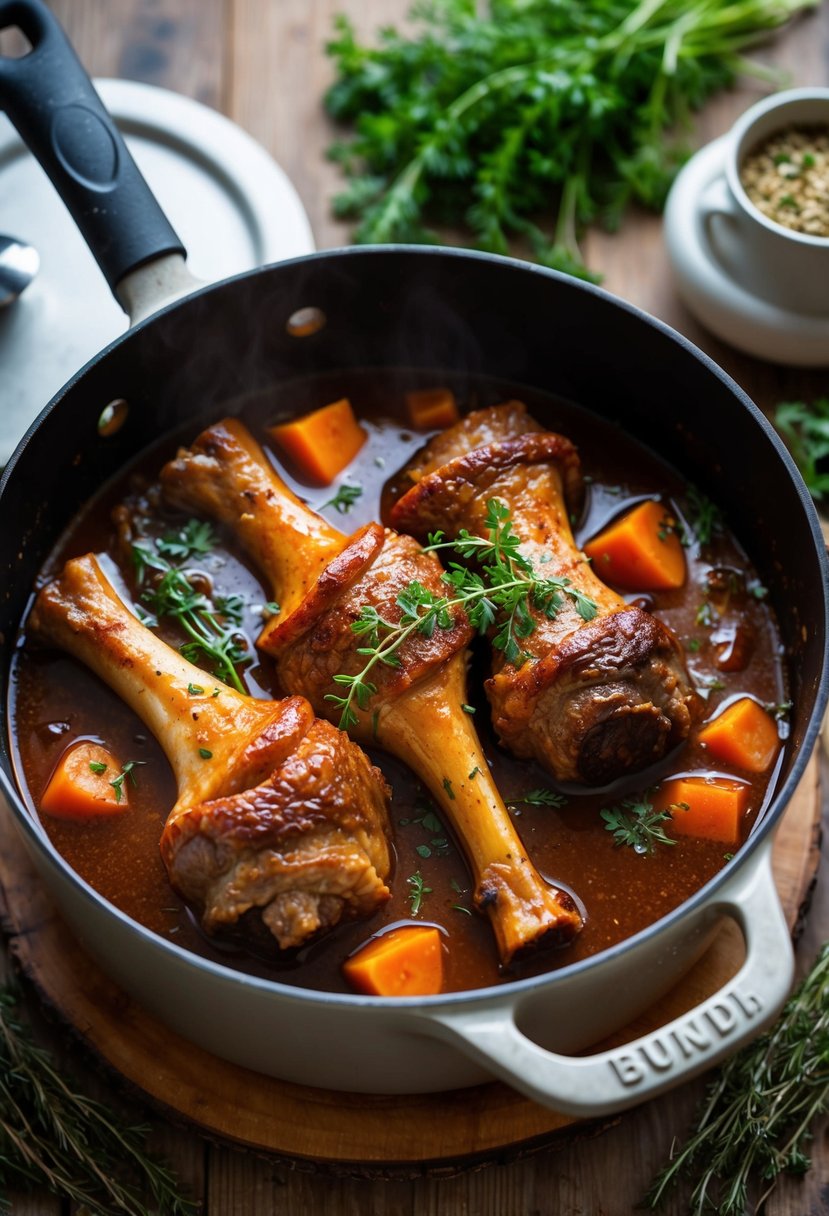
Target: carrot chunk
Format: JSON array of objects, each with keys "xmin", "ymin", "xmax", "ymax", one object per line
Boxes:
[
  {"xmin": 654, "ymin": 776, "xmax": 750, "ymax": 845},
  {"xmin": 342, "ymin": 925, "xmax": 444, "ymax": 997},
  {"xmin": 268, "ymin": 398, "xmax": 367, "ymax": 485},
  {"xmin": 40, "ymin": 741, "xmax": 128, "ymax": 821},
  {"xmin": 698, "ymin": 697, "xmax": 780, "ymax": 773},
  {"xmin": 583, "ymin": 499, "xmax": 686, "ymax": 591},
  {"xmin": 405, "ymin": 387, "xmax": 460, "ymax": 431}
]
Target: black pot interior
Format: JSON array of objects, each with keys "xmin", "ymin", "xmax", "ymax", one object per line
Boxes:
[{"xmin": 2, "ymin": 247, "xmax": 827, "ymax": 821}]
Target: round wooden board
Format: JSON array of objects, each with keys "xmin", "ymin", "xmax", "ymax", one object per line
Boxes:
[{"xmin": 0, "ymin": 753, "xmax": 821, "ymax": 1174}]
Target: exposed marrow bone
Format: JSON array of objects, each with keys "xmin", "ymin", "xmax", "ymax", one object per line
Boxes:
[
  {"xmin": 391, "ymin": 401, "xmax": 697, "ymax": 785},
  {"xmin": 29, "ymin": 554, "xmax": 392, "ymax": 950},
  {"xmin": 161, "ymin": 418, "xmax": 583, "ymax": 964}
]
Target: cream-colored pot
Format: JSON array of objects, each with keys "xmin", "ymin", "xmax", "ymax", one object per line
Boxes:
[{"xmin": 1, "ymin": 0, "xmax": 827, "ymax": 1121}]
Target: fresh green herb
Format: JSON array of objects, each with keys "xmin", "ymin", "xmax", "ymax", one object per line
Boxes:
[
  {"xmin": 779, "ymin": 191, "xmax": 799, "ymax": 208},
  {"xmin": 156, "ymin": 518, "xmax": 216, "ymax": 562},
  {"xmin": 452, "ymin": 903, "xmax": 473, "ymax": 916},
  {"xmin": 321, "ymin": 483, "xmax": 363, "ymax": 515},
  {"xmin": 468, "ymin": 765, "xmax": 480, "ymax": 780},
  {"xmin": 198, "ymin": 748, "xmax": 213, "ymax": 760},
  {"xmin": 696, "ymin": 600, "xmax": 718, "ymax": 628},
  {"xmin": 685, "ymin": 485, "xmax": 724, "ymax": 547},
  {"xmin": 802, "ymin": 151, "xmax": 816, "ymax": 168},
  {"xmin": 262, "ymin": 601, "xmax": 281, "ymax": 619},
  {"xmin": 646, "ymin": 941, "xmax": 829, "ymax": 1215},
  {"xmin": 442, "ymin": 776, "xmax": 456, "ymax": 800},
  {"xmin": 132, "ymin": 529, "xmax": 252, "ymax": 694},
  {"xmin": 110, "ymin": 760, "xmax": 146, "ymax": 805},
  {"xmin": 324, "ymin": 0, "xmax": 813, "ymax": 280},
  {"xmin": 461, "ymin": 703, "xmax": 476, "ymax": 714},
  {"xmin": 407, "ymin": 870, "xmax": 432, "ymax": 915},
  {"xmin": 416, "ymin": 843, "xmax": 432, "ymax": 859},
  {"xmin": 600, "ymin": 791, "xmax": 681, "ymax": 854},
  {"xmin": 766, "ymin": 699, "xmax": 793, "ymax": 720},
  {"xmin": 325, "ymin": 498, "xmax": 597, "ymax": 729},
  {"xmin": 88, "ymin": 761, "xmax": 108, "ymax": 775},
  {"xmin": 187, "ymin": 683, "xmax": 204, "ymax": 696},
  {"xmin": 0, "ymin": 984, "xmax": 197, "ymax": 1215},
  {"xmin": 773, "ymin": 397, "xmax": 829, "ymax": 502},
  {"xmin": 508, "ymin": 788, "xmax": 568, "ymax": 808}
]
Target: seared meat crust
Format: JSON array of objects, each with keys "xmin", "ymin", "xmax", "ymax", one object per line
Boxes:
[{"xmin": 391, "ymin": 402, "xmax": 697, "ymax": 785}]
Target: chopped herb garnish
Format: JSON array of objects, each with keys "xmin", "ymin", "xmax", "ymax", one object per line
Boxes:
[
  {"xmin": 415, "ymin": 843, "xmax": 432, "ymax": 859},
  {"xmin": 132, "ymin": 526, "xmax": 252, "ymax": 694},
  {"xmin": 407, "ymin": 870, "xmax": 432, "ymax": 915},
  {"xmin": 156, "ymin": 519, "xmax": 216, "ymax": 562},
  {"xmin": 461, "ymin": 703, "xmax": 476, "ymax": 714},
  {"xmin": 601, "ymin": 791, "xmax": 681, "ymax": 855},
  {"xmin": 685, "ymin": 485, "xmax": 724, "ymax": 547},
  {"xmin": 88, "ymin": 761, "xmax": 108, "ymax": 775},
  {"xmin": 110, "ymin": 760, "xmax": 146, "ymax": 804},
  {"xmin": 187, "ymin": 683, "xmax": 205, "ymax": 696},
  {"xmin": 198, "ymin": 748, "xmax": 213, "ymax": 760},
  {"xmin": 508, "ymin": 788, "xmax": 567, "ymax": 808},
  {"xmin": 442, "ymin": 776, "xmax": 455, "ymax": 800},
  {"xmin": 321, "ymin": 483, "xmax": 363, "ymax": 515},
  {"xmin": 262, "ymin": 601, "xmax": 281, "ymax": 619},
  {"xmin": 696, "ymin": 600, "xmax": 718, "ymax": 628},
  {"xmin": 468, "ymin": 766, "xmax": 480, "ymax": 780},
  {"xmin": 325, "ymin": 499, "xmax": 597, "ymax": 728}
]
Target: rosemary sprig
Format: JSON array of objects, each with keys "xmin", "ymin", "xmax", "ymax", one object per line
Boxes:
[
  {"xmin": 0, "ymin": 984, "xmax": 197, "ymax": 1215},
  {"xmin": 132, "ymin": 521, "xmax": 251, "ymax": 695},
  {"xmin": 325, "ymin": 498, "xmax": 597, "ymax": 729},
  {"xmin": 646, "ymin": 940, "xmax": 829, "ymax": 1215}
]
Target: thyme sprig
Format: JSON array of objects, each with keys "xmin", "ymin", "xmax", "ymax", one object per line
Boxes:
[
  {"xmin": 601, "ymin": 790, "xmax": 683, "ymax": 854},
  {"xmin": 325, "ymin": 498, "xmax": 597, "ymax": 729},
  {"xmin": 132, "ymin": 521, "xmax": 251, "ymax": 695},
  {"xmin": 646, "ymin": 940, "xmax": 829, "ymax": 1214},
  {"xmin": 0, "ymin": 985, "xmax": 196, "ymax": 1215}
]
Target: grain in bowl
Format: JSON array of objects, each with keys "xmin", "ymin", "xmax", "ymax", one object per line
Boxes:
[{"xmin": 740, "ymin": 124, "xmax": 829, "ymax": 237}]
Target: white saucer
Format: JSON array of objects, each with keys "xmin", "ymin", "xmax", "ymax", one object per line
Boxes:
[
  {"xmin": 0, "ymin": 79, "xmax": 315, "ymax": 464},
  {"xmin": 664, "ymin": 136, "xmax": 829, "ymax": 367}
]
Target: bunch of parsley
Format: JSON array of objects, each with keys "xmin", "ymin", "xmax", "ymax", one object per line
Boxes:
[{"xmin": 325, "ymin": 0, "xmax": 816, "ymax": 280}]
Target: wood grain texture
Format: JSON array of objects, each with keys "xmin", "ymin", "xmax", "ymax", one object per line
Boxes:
[{"xmin": 2, "ymin": 1, "xmax": 828, "ymax": 1212}]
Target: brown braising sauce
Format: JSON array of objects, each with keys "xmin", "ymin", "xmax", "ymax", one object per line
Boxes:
[{"xmin": 8, "ymin": 370, "xmax": 788, "ymax": 994}]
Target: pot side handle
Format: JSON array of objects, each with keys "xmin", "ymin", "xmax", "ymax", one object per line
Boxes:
[
  {"xmin": 0, "ymin": 0, "xmax": 186, "ymax": 299},
  {"xmin": 423, "ymin": 842, "xmax": 792, "ymax": 1118}
]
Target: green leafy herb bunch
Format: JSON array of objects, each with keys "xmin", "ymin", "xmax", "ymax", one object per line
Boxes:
[{"xmin": 325, "ymin": 0, "xmax": 817, "ymax": 280}]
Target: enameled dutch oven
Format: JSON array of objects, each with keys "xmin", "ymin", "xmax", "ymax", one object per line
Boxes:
[{"xmin": 1, "ymin": 0, "xmax": 827, "ymax": 1118}]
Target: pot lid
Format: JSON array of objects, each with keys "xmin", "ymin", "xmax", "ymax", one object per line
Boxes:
[{"xmin": 0, "ymin": 78, "xmax": 315, "ymax": 465}]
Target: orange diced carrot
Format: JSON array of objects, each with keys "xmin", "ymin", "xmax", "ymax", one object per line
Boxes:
[
  {"xmin": 268, "ymin": 398, "xmax": 367, "ymax": 485},
  {"xmin": 405, "ymin": 388, "xmax": 460, "ymax": 431},
  {"xmin": 583, "ymin": 499, "xmax": 686, "ymax": 591},
  {"xmin": 698, "ymin": 697, "xmax": 780, "ymax": 773},
  {"xmin": 40, "ymin": 741, "xmax": 128, "ymax": 821},
  {"xmin": 654, "ymin": 776, "xmax": 750, "ymax": 845},
  {"xmin": 342, "ymin": 925, "xmax": 444, "ymax": 997}
]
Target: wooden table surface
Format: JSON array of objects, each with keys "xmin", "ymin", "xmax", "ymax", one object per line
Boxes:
[{"xmin": 3, "ymin": 2, "xmax": 829, "ymax": 1213}]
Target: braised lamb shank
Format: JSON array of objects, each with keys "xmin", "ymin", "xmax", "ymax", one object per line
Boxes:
[
  {"xmin": 29, "ymin": 554, "xmax": 392, "ymax": 950},
  {"xmin": 161, "ymin": 418, "xmax": 583, "ymax": 965},
  {"xmin": 391, "ymin": 401, "xmax": 697, "ymax": 786}
]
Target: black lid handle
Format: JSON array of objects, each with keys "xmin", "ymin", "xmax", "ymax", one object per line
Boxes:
[{"xmin": 0, "ymin": 0, "xmax": 186, "ymax": 294}]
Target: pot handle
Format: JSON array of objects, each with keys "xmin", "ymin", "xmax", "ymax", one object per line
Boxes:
[
  {"xmin": 423, "ymin": 842, "xmax": 792, "ymax": 1117},
  {"xmin": 0, "ymin": 0, "xmax": 185, "ymax": 296}
]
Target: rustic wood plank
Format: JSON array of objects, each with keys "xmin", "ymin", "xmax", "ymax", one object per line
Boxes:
[{"xmin": 48, "ymin": 0, "xmax": 227, "ymax": 110}]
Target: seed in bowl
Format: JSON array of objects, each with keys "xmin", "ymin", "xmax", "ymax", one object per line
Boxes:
[{"xmin": 740, "ymin": 124, "xmax": 829, "ymax": 237}]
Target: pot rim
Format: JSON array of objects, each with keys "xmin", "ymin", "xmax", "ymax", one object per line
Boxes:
[{"xmin": 3, "ymin": 243, "xmax": 828, "ymax": 1014}]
